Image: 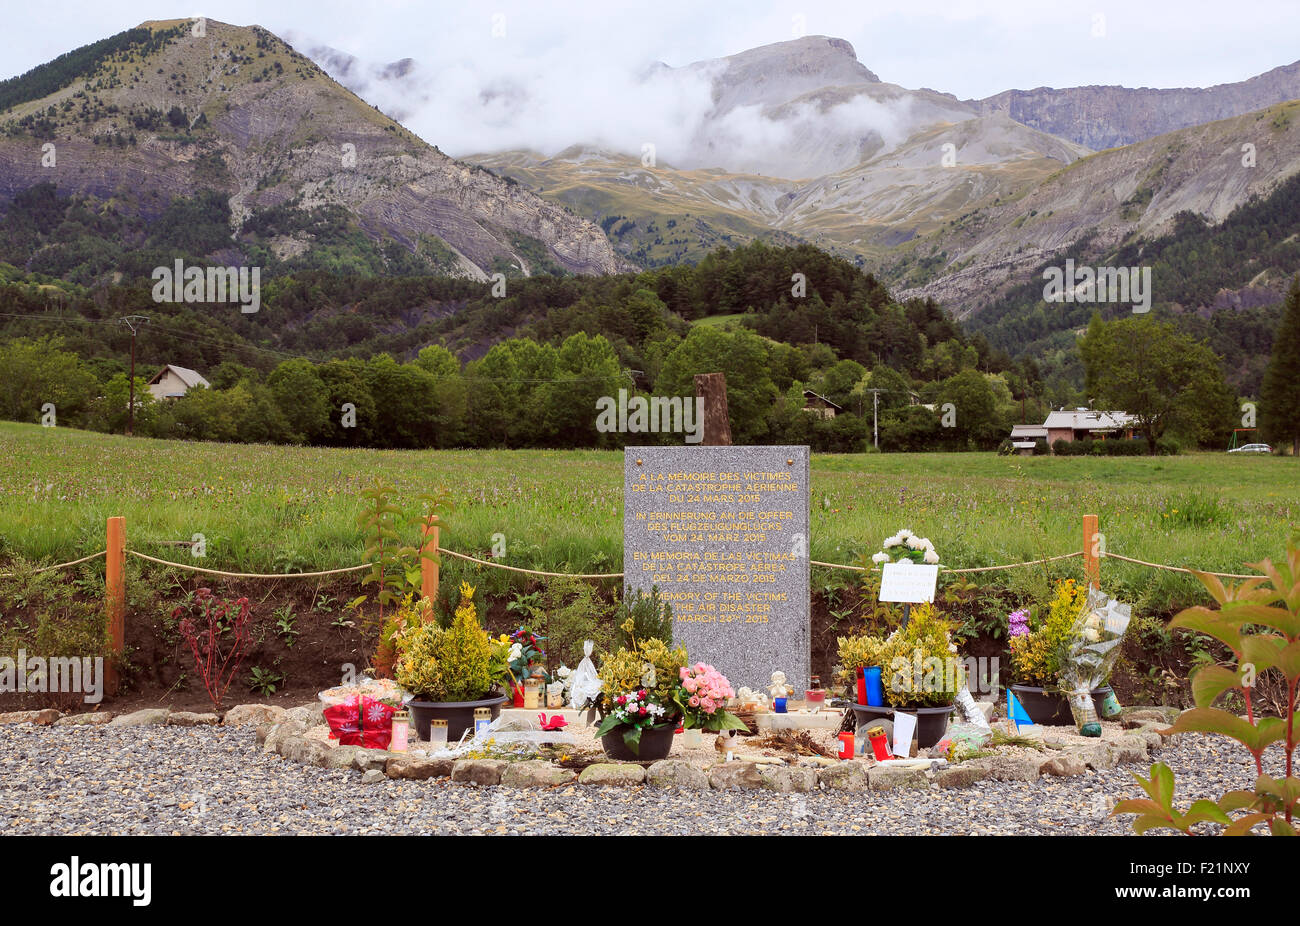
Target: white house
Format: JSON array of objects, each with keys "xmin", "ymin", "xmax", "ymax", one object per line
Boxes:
[{"xmin": 147, "ymin": 364, "xmax": 210, "ymax": 401}]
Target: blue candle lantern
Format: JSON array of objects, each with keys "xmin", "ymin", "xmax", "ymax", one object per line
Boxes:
[{"xmin": 863, "ymin": 667, "xmax": 885, "ymax": 707}]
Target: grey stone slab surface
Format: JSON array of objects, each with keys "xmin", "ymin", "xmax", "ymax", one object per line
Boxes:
[{"xmin": 625, "ymin": 446, "xmax": 810, "ymax": 692}]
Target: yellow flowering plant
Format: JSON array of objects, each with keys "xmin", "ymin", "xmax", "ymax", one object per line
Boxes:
[
  {"xmin": 1008, "ymin": 579, "xmax": 1089, "ymax": 688},
  {"xmin": 371, "ymin": 592, "xmax": 429, "ymax": 679},
  {"xmin": 835, "ymin": 633, "xmax": 887, "ymax": 692},
  {"xmin": 879, "ymin": 603, "xmax": 963, "ymax": 708},
  {"xmin": 837, "ymin": 634, "xmax": 888, "ymax": 674},
  {"xmin": 487, "ymin": 632, "xmax": 515, "ymax": 690}
]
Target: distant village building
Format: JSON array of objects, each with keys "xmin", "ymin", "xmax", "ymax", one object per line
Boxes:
[
  {"xmin": 1008, "ymin": 408, "xmax": 1140, "ymax": 454},
  {"xmin": 1043, "ymin": 409, "xmax": 1140, "ymax": 444},
  {"xmin": 147, "ymin": 364, "xmax": 210, "ymax": 401},
  {"xmin": 1009, "ymin": 424, "xmax": 1049, "ymax": 455},
  {"xmin": 801, "ymin": 390, "xmax": 840, "ymax": 420}
]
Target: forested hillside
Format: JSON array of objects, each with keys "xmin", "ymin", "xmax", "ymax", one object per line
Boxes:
[
  {"xmin": 967, "ymin": 171, "xmax": 1300, "ymax": 396},
  {"xmin": 1, "ymin": 234, "xmax": 1065, "ymax": 452}
]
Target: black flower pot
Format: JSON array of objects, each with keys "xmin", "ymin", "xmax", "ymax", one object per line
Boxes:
[
  {"xmin": 849, "ymin": 703, "xmax": 954, "ymax": 749},
  {"xmin": 1009, "ymin": 685, "xmax": 1113, "ymax": 726},
  {"xmin": 600, "ymin": 724, "xmax": 676, "ymax": 761},
  {"xmin": 407, "ymin": 691, "xmax": 507, "ymax": 742}
]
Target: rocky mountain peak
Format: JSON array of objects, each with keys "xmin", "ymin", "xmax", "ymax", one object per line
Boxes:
[{"xmin": 697, "ymin": 35, "xmax": 880, "ymax": 113}]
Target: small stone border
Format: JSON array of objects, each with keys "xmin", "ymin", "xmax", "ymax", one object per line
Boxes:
[
  {"xmin": 249, "ymin": 704, "xmax": 1187, "ymax": 792},
  {"xmin": 3, "ymin": 703, "xmax": 1184, "ymax": 793}
]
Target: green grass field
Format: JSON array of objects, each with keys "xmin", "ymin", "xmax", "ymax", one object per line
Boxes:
[{"xmin": 2, "ymin": 422, "xmax": 1296, "ymax": 605}]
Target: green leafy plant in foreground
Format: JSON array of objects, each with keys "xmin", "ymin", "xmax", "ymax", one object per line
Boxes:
[{"xmin": 1113, "ymin": 544, "xmax": 1300, "ymax": 835}]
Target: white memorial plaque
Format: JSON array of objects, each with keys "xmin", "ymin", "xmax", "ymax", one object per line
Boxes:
[{"xmin": 878, "ymin": 562, "xmax": 939, "ymax": 603}]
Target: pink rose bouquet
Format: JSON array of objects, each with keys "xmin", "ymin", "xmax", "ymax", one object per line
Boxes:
[{"xmin": 675, "ymin": 662, "xmax": 748, "ymax": 733}]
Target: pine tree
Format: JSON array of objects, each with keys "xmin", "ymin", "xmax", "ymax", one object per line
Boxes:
[{"xmin": 1260, "ymin": 276, "xmax": 1300, "ymax": 455}]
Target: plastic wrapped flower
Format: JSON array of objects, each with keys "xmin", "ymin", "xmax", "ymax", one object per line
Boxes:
[{"xmin": 1008, "ymin": 609, "xmax": 1030, "ymax": 638}]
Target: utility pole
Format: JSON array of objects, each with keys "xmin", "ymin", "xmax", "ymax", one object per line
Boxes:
[
  {"xmin": 865, "ymin": 388, "xmax": 887, "ymax": 450},
  {"xmin": 119, "ymin": 315, "xmax": 149, "ymax": 436}
]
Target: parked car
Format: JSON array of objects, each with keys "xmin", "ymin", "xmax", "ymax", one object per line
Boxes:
[{"xmin": 1227, "ymin": 443, "xmax": 1272, "ymax": 453}]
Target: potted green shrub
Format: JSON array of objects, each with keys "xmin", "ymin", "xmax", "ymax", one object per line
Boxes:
[
  {"xmin": 395, "ymin": 581, "xmax": 507, "ymax": 741},
  {"xmin": 847, "ymin": 603, "xmax": 960, "ymax": 748},
  {"xmin": 1008, "ymin": 579, "xmax": 1115, "ymax": 724}
]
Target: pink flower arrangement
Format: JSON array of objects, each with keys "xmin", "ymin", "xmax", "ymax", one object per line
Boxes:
[{"xmin": 679, "ymin": 663, "xmax": 734, "ymax": 717}]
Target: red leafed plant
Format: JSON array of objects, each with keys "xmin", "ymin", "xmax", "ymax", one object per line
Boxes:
[{"xmin": 175, "ymin": 588, "xmax": 252, "ymax": 711}]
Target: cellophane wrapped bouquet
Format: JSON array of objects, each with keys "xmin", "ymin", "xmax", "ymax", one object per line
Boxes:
[
  {"xmin": 1057, "ymin": 588, "xmax": 1131, "ymax": 735},
  {"xmin": 318, "ymin": 677, "xmax": 404, "ymax": 748}
]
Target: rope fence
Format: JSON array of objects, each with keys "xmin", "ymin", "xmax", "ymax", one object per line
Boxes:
[
  {"xmin": 1, "ymin": 510, "xmax": 1280, "ymax": 696},
  {"xmin": 436, "ymin": 546, "xmax": 623, "ymax": 579},
  {"xmin": 1101, "ymin": 551, "xmax": 1265, "ymax": 581},
  {"xmin": 123, "ymin": 549, "xmax": 371, "ymax": 579},
  {"xmin": 0, "ymin": 549, "xmax": 105, "ymax": 579},
  {"xmin": 808, "ymin": 551, "xmax": 1084, "ymax": 575},
  {"xmin": 0, "ymin": 543, "xmax": 1268, "ymax": 583}
]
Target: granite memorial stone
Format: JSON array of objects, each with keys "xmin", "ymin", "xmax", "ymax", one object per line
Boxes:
[{"xmin": 624, "ymin": 446, "xmax": 811, "ymax": 692}]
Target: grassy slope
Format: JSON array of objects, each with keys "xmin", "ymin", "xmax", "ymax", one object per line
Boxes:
[{"xmin": 3, "ymin": 422, "xmax": 1296, "ymax": 607}]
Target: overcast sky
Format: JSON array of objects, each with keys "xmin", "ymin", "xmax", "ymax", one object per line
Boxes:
[{"xmin": 5, "ymin": 1, "xmax": 1298, "ymax": 157}]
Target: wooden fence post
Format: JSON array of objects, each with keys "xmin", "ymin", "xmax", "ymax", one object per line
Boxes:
[
  {"xmin": 1082, "ymin": 513, "xmax": 1100, "ymax": 590},
  {"xmin": 420, "ymin": 515, "xmax": 440, "ymax": 608},
  {"xmin": 105, "ymin": 516, "xmax": 125, "ymax": 693}
]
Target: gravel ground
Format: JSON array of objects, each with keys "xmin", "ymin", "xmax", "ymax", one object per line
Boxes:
[{"xmin": 1, "ymin": 725, "xmax": 1289, "ymax": 835}]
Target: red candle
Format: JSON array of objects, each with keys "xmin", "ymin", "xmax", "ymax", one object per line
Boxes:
[
  {"xmin": 855, "ymin": 667, "xmax": 867, "ymax": 705},
  {"xmin": 867, "ymin": 726, "xmax": 891, "ymax": 761},
  {"xmin": 837, "ymin": 732, "xmax": 855, "ymax": 759}
]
